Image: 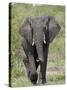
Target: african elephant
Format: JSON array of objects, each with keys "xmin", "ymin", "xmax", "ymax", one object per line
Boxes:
[{"xmin": 19, "ymin": 16, "xmax": 60, "ymax": 84}]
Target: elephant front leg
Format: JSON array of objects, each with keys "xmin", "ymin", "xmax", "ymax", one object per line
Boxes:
[
  {"xmin": 28, "ymin": 52, "xmax": 38, "ymax": 84},
  {"xmin": 40, "ymin": 44, "xmax": 49, "ymax": 84},
  {"xmin": 23, "ymin": 56, "xmax": 38, "ymax": 84},
  {"xmin": 22, "ymin": 38, "xmax": 38, "ymax": 84}
]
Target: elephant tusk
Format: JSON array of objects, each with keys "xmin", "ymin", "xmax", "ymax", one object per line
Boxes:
[
  {"xmin": 32, "ymin": 38, "xmax": 35, "ymax": 46},
  {"xmin": 44, "ymin": 40, "xmax": 46, "ymax": 44},
  {"xmin": 43, "ymin": 32, "xmax": 46, "ymax": 44},
  {"xmin": 32, "ymin": 41, "xmax": 34, "ymax": 46}
]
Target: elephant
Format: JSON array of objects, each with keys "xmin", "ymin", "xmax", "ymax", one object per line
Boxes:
[{"xmin": 19, "ymin": 16, "xmax": 60, "ymax": 84}]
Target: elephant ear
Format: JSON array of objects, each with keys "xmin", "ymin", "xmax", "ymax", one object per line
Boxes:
[
  {"xmin": 19, "ymin": 17, "xmax": 33, "ymax": 45},
  {"xmin": 42, "ymin": 16, "xmax": 50, "ymax": 44},
  {"xmin": 43, "ymin": 16, "xmax": 60, "ymax": 44},
  {"xmin": 48, "ymin": 17, "xmax": 60, "ymax": 43}
]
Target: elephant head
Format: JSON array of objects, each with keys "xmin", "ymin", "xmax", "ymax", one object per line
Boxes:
[{"xmin": 19, "ymin": 16, "xmax": 60, "ymax": 62}]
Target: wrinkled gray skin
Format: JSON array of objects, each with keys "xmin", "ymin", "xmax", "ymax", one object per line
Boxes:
[{"xmin": 19, "ymin": 16, "xmax": 60, "ymax": 84}]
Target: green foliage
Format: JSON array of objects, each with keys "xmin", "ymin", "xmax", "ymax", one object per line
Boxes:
[{"xmin": 10, "ymin": 3, "xmax": 65, "ymax": 87}]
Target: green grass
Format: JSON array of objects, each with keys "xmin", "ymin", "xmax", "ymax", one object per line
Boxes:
[
  {"xmin": 11, "ymin": 76, "xmax": 32, "ymax": 87},
  {"xmin": 46, "ymin": 72, "xmax": 65, "ymax": 85},
  {"xmin": 10, "ymin": 3, "xmax": 65, "ymax": 87}
]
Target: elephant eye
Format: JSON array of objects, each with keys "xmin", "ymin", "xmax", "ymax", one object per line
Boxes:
[{"xmin": 43, "ymin": 26, "xmax": 47, "ymax": 31}]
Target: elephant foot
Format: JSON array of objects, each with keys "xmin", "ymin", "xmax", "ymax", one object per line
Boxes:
[
  {"xmin": 39, "ymin": 79, "xmax": 46, "ymax": 84},
  {"xmin": 39, "ymin": 72, "xmax": 47, "ymax": 84},
  {"xmin": 29, "ymin": 72, "xmax": 38, "ymax": 85},
  {"xmin": 38, "ymin": 79, "xmax": 46, "ymax": 85},
  {"xmin": 42, "ymin": 78, "xmax": 47, "ymax": 84},
  {"xmin": 42, "ymin": 80, "xmax": 46, "ymax": 84}
]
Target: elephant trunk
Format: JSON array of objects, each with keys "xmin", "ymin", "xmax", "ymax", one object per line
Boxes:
[{"xmin": 33, "ymin": 29, "xmax": 44, "ymax": 62}]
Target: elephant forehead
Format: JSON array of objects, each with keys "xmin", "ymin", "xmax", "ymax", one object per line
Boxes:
[
  {"xmin": 33, "ymin": 19, "xmax": 41, "ymax": 24},
  {"xmin": 32, "ymin": 21, "xmax": 43, "ymax": 29},
  {"xmin": 31, "ymin": 17, "xmax": 41, "ymax": 23}
]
